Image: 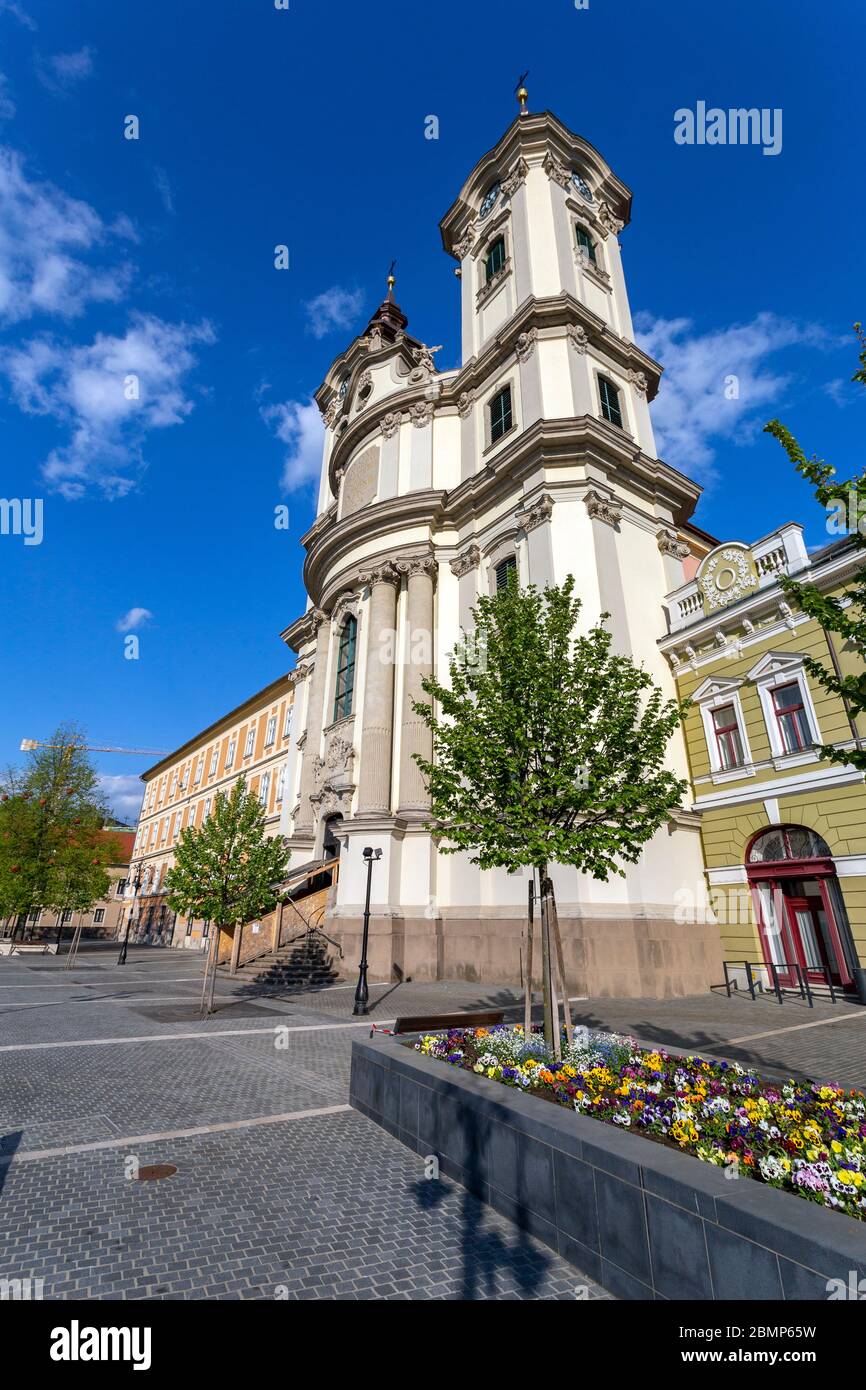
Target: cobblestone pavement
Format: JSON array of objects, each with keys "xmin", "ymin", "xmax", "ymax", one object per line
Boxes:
[{"xmin": 0, "ymin": 950, "xmax": 607, "ymax": 1301}]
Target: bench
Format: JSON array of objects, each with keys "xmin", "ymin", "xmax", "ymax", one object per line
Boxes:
[{"xmin": 392, "ymin": 1009, "xmax": 505, "ymax": 1035}]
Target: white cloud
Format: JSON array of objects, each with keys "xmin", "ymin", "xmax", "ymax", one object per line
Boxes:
[
  {"xmin": 152, "ymin": 166, "xmax": 174, "ymax": 214},
  {"xmin": 0, "ymin": 1, "xmax": 35, "ymax": 30},
  {"xmin": 634, "ymin": 311, "xmax": 831, "ymax": 484},
  {"xmin": 304, "ymin": 285, "xmax": 364, "ymax": 340},
  {"xmin": 115, "ymin": 606, "xmax": 152, "ymax": 633},
  {"xmin": 261, "ymin": 396, "xmax": 324, "ymax": 491},
  {"xmin": 0, "ymin": 74, "xmax": 15, "ymax": 121},
  {"xmin": 99, "ymin": 773, "xmax": 144, "ymax": 824},
  {"xmin": 0, "ymin": 146, "xmax": 134, "ymax": 323},
  {"xmin": 2, "ymin": 312, "xmax": 216, "ymax": 497},
  {"xmin": 37, "ymin": 46, "xmax": 95, "ymax": 94}
]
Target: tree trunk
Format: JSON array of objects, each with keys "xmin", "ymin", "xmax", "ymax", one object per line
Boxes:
[
  {"xmin": 230, "ymin": 920, "xmax": 243, "ymax": 975},
  {"xmin": 522, "ymin": 877, "xmax": 534, "ymax": 1041},
  {"xmin": 200, "ymin": 924, "xmax": 220, "ymax": 1017},
  {"xmin": 537, "ymin": 864, "xmax": 558, "ymax": 1055},
  {"xmin": 546, "ymin": 876, "xmax": 574, "ymax": 1048}
]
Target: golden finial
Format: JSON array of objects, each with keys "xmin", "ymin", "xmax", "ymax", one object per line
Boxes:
[
  {"xmin": 387, "ymin": 258, "xmax": 396, "ymax": 297},
  {"xmin": 515, "ymin": 70, "xmax": 529, "ymax": 116}
]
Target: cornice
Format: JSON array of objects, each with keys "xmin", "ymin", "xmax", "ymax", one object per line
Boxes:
[
  {"xmin": 302, "ymin": 492, "xmax": 446, "ymax": 606},
  {"xmin": 323, "ymin": 293, "xmax": 666, "ymax": 495},
  {"xmin": 439, "ymin": 110, "xmax": 632, "ymax": 254}
]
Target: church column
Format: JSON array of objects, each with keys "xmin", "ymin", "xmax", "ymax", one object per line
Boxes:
[
  {"xmin": 396, "ymin": 556, "xmax": 436, "ymax": 817},
  {"xmin": 294, "ymin": 609, "xmax": 330, "ymax": 834},
  {"xmin": 357, "ymin": 564, "xmax": 400, "ymax": 815}
]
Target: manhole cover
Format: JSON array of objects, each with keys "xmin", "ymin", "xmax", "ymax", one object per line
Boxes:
[{"xmin": 136, "ymin": 1163, "xmax": 177, "ymax": 1181}]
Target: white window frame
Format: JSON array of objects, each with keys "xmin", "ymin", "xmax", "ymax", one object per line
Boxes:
[
  {"xmin": 747, "ymin": 652, "xmax": 821, "ymax": 765},
  {"xmin": 244, "ymin": 728, "xmax": 255, "ymax": 758},
  {"xmin": 283, "ymin": 706, "xmax": 293, "ymax": 740},
  {"xmin": 208, "ymin": 747, "xmax": 218, "ymax": 777},
  {"xmin": 691, "ymin": 676, "xmax": 754, "ymax": 783},
  {"xmin": 170, "ymin": 771, "xmax": 178, "ymax": 797},
  {"xmin": 93, "ymin": 908, "xmax": 105, "ymax": 924},
  {"xmin": 265, "ymin": 715, "xmax": 277, "ymax": 748},
  {"xmin": 194, "ymin": 757, "xmax": 204, "ymax": 786},
  {"xmin": 276, "ymin": 763, "xmax": 286, "ymax": 803},
  {"xmin": 259, "ymin": 771, "xmax": 271, "ymax": 807},
  {"xmin": 225, "ymin": 737, "xmax": 236, "ymax": 769}
]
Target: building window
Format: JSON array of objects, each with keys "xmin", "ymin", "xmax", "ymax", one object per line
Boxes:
[
  {"xmin": 204, "ymin": 799, "xmax": 211, "ymax": 821},
  {"xmin": 333, "ymin": 616, "xmax": 357, "ymax": 722},
  {"xmin": 186, "ymin": 918, "xmax": 193, "ymax": 936},
  {"xmin": 771, "ymin": 682, "xmax": 813, "ymax": 753},
  {"xmin": 116, "ymin": 880, "xmax": 126, "ymax": 898},
  {"xmin": 489, "ymin": 385, "xmax": 513, "ymax": 443},
  {"xmin": 244, "ymin": 728, "xmax": 255, "ymax": 758},
  {"xmin": 598, "ymin": 376, "xmax": 623, "ymax": 429},
  {"xmin": 93, "ymin": 908, "xmax": 105, "ymax": 924},
  {"xmin": 711, "ymin": 704, "xmax": 745, "ymax": 770},
  {"xmin": 225, "ymin": 738, "xmax": 236, "ymax": 769},
  {"xmin": 194, "ymin": 757, "xmax": 203, "ymax": 785},
  {"xmin": 265, "ymin": 716, "xmax": 277, "ymax": 748},
  {"xmin": 283, "ymin": 706, "xmax": 293, "ymax": 739},
  {"xmin": 259, "ymin": 771, "xmax": 271, "ymax": 807},
  {"xmin": 575, "ymin": 224, "xmax": 597, "ymax": 264},
  {"xmin": 484, "ymin": 236, "xmax": 506, "ymax": 283},
  {"xmin": 208, "ymin": 748, "xmax": 218, "ymax": 776},
  {"xmin": 276, "ymin": 764, "xmax": 286, "ymax": 803},
  {"xmin": 169, "ymin": 772, "xmax": 178, "ymax": 797},
  {"xmin": 28, "ymin": 910, "xmax": 40, "ymax": 923},
  {"xmin": 61, "ymin": 909, "xmax": 73, "ymax": 923},
  {"xmin": 159, "ymin": 820, "xmax": 167, "ymax": 844},
  {"xmin": 494, "ymin": 556, "xmax": 517, "ymax": 592}
]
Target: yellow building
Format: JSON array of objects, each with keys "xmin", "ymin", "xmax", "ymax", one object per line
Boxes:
[
  {"xmin": 661, "ymin": 524, "xmax": 866, "ymax": 999},
  {"xmin": 127, "ymin": 672, "xmax": 298, "ymax": 949}
]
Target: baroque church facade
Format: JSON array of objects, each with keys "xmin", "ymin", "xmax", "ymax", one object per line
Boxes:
[{"xmin": 276, "ymin": 101, "xmax": 726, "ymax": 997}]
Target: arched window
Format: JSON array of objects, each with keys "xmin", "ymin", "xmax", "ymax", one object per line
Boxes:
[
  {"xmin": 333, "ymin": 616, "xmax": 357, "ymax": 722},
  {"xmin": 485, "ymin": 236, "xmax": 506, "ymax": 283},
  {"xmin": 494, "ymin": 555, "xmax": 517, "ymax": 591},
  {"xmin": 598, "ymin": 375, "xmax": 623, "ymax": 429},
  {"xmin": 575, "ymin": 224, "xmax": 597, "ymax": 264},
  {"xmin": 747, "ymin": 826, "xmax": 832, "ymax": 864}
]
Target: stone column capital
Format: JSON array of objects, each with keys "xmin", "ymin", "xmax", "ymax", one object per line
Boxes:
[
  {"xmin": 656, "ymin": 525, "xmax": 691, "ymax": 560},
  {"xmin": 395, "ymin": 554, "xmax": 437, "ymax": 581},
  {"xmin": 585, "ymin": 488, "xmax": 623, "ymax": 528},
  {"xmin": 449, "ymin": 544, "xmax": 480, "ymax": 578},
  {"xmin": 516, "ymin": 493, "xmax": 553, "ymax": 534},
  {"xmin": 358, "ymin": 562, "xmax": 401, "ymax": 590}
]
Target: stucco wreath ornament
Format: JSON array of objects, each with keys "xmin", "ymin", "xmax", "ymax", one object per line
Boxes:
[{"xmin": 700, "ymin": 548, "xmax": 755, "ymax": 610}]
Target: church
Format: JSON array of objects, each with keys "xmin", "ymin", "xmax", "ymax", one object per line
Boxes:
[{"xmin": 275, "ymin": 92, "xmax": 726, "ymax": 998}]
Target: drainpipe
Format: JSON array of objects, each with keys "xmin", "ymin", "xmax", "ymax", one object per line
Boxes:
[{"xmin": 821, "ymin": 626, "xmax": 866, "ymax": 1004}]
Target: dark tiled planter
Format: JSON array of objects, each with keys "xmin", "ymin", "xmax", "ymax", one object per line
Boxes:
[{"xmin": 350, "ymin": 1034, "xmax": 866, "ymax": 1301}]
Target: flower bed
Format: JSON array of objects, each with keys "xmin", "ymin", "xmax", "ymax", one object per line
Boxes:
[{"xmin": 416, "ymin": 1024, "xmax": 866, "ymax": 1222}]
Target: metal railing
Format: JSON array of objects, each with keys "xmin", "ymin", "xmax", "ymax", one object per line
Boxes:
[{"xmin": 723, "ymin": 958, "xmax": 842, "ymax": 1008}]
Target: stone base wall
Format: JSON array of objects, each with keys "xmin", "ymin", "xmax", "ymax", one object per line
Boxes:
[
  {"xmin": 351, "ymin": 1033, "xmax": 866, "ymax": 1300},
  {"xmin": 326, "ymin": 908, "xmax": 724, "ymax": 999}
]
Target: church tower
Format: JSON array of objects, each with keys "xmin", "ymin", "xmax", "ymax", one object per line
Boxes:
[{"xmin": 278, "ymin": 94, "xmax": 723, "ymax": 998}]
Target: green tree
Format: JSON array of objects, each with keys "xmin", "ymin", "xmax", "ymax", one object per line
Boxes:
[
  {"xmin": 764, "ymin": 324, "xmax": 866, "ymax": 771},
  {"xmin": 0, "ymin": 727, "xmax": 116, "ymax": 940},
  {"xmin": 413, "ymin": 576, "xmax": 689, "ymax": 1049},
  {"xmin": 165, "ymin": 778, "xmax": 289, "ymax": 1013}
]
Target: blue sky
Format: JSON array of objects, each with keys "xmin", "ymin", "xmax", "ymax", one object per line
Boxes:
[{"xmin": 0, "ymin": 0, "xmax": 863, "ymax": 822}]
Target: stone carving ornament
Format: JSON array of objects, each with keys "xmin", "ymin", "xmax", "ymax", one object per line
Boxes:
[
  {"xmin": 515, "ymin": 327, "xmax": 538, "ymax": 362},
  {"xmin": 453, "ymin": 228, "xmax": 475, "ymax": 260},
  {"xmin": 584, "ymin": 489, "xmax": 623, "ymax": 527},
  {"xmin": 395, "ymin": 554, "xmax": 437, "ymax": 580},
  {"xmin": 501, "ymin": 156, "xmax": 529, "ymax": 198},
  {"xmin": 567, "ymin": 323, "xmax": 589, "ymax": 354},
  {"xmin": 627, "ymin": 368, "xmax": 649, "ymax": 396},
  {"xmin": 450, "ymin": 544, "xmax": 481, "ymax": 578},
  {"xmin": 656, "ymin": 526, "xmax": 690, "ymax": 560},
  {"xmin": 457, "ymin": 390, "xmax": 474, "ymax": 418},
  {"xmin": 381, "ymin": 412, "xmax": 400, "ymax": 439},
  {"xmin": 598, "ymin": 202, "xmax": 624, "ymax": 236},
  {"xmin": 699, "ymin": 547, "xmax": 757, "ymax": 611},
  {"xmin": 409, "ymin": 401, "xmax": 433, "ymax": 429},
  {"xmin": 516, "ymin": 494, "xmax": 553, "ymax": 533},
  {"xmin": 543, "ymin": 151, "xmax": 571, "ymax": 190}
]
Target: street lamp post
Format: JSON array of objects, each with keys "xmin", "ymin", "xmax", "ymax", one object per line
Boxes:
[
  {"xmin": 353, "ymin": 847, "xmax": 382, "ymax": 1016},
  {"xmin": 118, "ymin": 865, "xmax": 142, "ymax": 965}
]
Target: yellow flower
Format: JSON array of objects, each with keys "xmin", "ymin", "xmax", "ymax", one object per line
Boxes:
[{"xmin": 832, "ymin": 1140, "xmax": 844, "ymax": 1154}]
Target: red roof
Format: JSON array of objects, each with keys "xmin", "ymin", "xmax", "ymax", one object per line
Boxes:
[{"xmin": 103, "ymin": 828, "xmax": 135, "ymax": 864}]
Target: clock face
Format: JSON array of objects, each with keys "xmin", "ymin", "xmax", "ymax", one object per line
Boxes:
[
  {"xmin": 338, "ymin": 377, "xmax": 349, "ymax": 399},
  {"xmin": 571, "ymin": 171, "xmax": 593, "ymax": 203},
  {"xmin": 479, "ymin": 181, "xmax": 501, "ymax": 219}
]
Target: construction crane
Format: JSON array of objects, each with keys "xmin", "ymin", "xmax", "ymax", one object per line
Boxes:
[{"xmin": 20, "ymin": 739, "xmax": 169, "ymax": 756}]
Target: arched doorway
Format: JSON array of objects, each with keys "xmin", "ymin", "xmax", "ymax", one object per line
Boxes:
[
  {"xmin": 746, "ymin": 825, "xmax": 858, "ymax": 988},
  {"xmin": 322, "ymin": 813, "xmax": 343, "ymax": 862}
]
